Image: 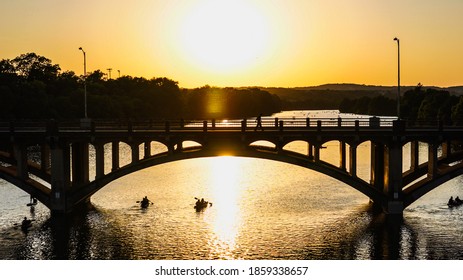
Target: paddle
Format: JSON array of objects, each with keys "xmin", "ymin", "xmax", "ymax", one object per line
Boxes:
[{"xmin": 13, "ymin": 219, "xmax": 35, "ymax": 229}]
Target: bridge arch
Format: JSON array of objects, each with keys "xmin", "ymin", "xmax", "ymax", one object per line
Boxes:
[{"xmin": 76, "ymin": 146, "xmax": 385, "ymax": 210}]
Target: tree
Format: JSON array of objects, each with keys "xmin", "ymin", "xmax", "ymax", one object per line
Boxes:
[
  {"xmin": 451, "ymin": 96, "xmax": 463, "ymax": 125},
  {"xmin": 417, "ymin": 89, "xmax": 450, "ymax": 122},
  {"xmin": 401, "ymin": 85, "xmax": 425, "ymax": 120},
  {"xmin": 10, "ymin": 53, "xmax": 60, "ymax": 82}
]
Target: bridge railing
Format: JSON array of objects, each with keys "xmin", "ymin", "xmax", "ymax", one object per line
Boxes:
[
  {"xmin": 0, "ymin": 117, "xmax": 402, "ymax": 134},
  {"xmin": 0, "ymin": 120, "xmax": 48, "ymax": 133},
  {"xmin": 2, "ymin": 117, "xmax": 463, "ymax": 134}
]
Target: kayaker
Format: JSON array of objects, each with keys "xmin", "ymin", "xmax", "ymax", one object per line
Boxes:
[
  {"xmin": 21, "ymin": 217, "xmax": 31, "ymax": 228},
  {"xmin": 455, "ymin": 196, "xmax": 462, "ymax": 204}
]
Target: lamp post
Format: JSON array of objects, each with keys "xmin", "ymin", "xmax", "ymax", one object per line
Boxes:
[
  {"xmin": 393, "ymin": 37, "xmax": 400, "ymax": 119},
  {"xmin": 107, "ymin": 68, "xmax": 112, "ymax": 80},
  {"xmin": 78, "ymin": 47, "xmax": 88, "ymax": 118}
]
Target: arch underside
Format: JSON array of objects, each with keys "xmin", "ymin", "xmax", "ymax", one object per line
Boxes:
[
  {"xmin": 403, "ymin": 161, "xmax": 463, "ymax": 208},
  {"xmin": 0, "ymin": 151, "xmax": 51, "ymax": 207},
  {"xmin": 0, "ymin": 165, "xmax": 51, "ymax": 207},
  {"xmin": 74, "ymin": 144, "xmax": 385, "ymax": 207}
]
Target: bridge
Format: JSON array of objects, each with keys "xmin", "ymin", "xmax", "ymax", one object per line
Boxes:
[{"xmin": 1, "ymin": 117, "xmax": 463, "ymax": 216}]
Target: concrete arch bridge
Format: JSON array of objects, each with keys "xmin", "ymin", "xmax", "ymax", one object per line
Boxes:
[{"xmin": 1, "ymin": 117, "xmax": 463, "ymax": 216}]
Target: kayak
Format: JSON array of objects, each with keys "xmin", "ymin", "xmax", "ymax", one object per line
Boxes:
[
  {"xmin": 194, "ymin": 199, "xmax": 212, "ymax": 211},
  {"xmin": 448, "ymin": 200, "xmax": 463, "ymax": 207}
]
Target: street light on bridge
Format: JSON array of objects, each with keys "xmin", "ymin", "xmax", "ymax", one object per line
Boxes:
[
  {"xmin": 393, "ymin": 37, "xmax": 400, "ymax": 119},
  {"xmin": 78, "ymin": 47, "xmax": 88, "ymax": 118}
]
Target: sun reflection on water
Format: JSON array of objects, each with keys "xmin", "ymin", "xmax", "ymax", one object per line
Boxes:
[{"xmin": 206, "ymin": 156, "xmax": 245, "ymax": 259}]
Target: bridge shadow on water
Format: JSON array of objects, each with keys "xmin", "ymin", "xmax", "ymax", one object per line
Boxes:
[
  {"xmin": 0, "ymin": 205, "xmax": 136, "ymax": 260},
  {"xmin": 301, "ymin": 203, "xmax": 463, "ymax": 260},
  {"xmin": 299, "ymin": 204, "xmax": 416, "ymax": 260},
  {"xmin": 2, "ymin": 202, "xmax": 462, "ymax": 260}
]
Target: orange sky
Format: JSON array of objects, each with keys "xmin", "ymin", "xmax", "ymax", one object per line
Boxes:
[{"xmin": 1, "ymin": 0, "xmax": 462, "ymax": 88}]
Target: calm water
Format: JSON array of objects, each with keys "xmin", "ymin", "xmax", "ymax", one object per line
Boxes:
[{"xmin": 1, "ymin": 111, "xmax": 463, "ymax": 260}]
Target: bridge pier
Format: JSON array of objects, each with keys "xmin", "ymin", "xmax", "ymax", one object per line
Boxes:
[
  {"xmin": 383, "ymin": 141, "xmax": 404, "ymax": 214},
  {"xmin": 49, "ymin": 141, "xmax": 71, "ymax": 214},
  {"xmin": 49, "ymin": 140, "xmax": 95, "ymax": 215}
]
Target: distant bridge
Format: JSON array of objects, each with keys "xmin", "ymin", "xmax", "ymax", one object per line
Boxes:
[{"xmin": 1, "ymin": 117, "xmax": 463, "ymax": 216}]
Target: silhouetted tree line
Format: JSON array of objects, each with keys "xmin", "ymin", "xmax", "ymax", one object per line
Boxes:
[
  {"xmin": 265, "ymin": 87, "xmax": 390, "ymax": 111},
  {"xmin": 339, "ymin": 95, "xmax": 396, "ymax": 116},
  {"xmin": 0, "ymin": 53, "xmax": 282, "ymax": 120},
  {"xmin": 339, "ymin": 84, "xmax": 463, "ymax": 124},
  {"xmin": 184, "ymin": 85, "xmax": 281, "ymax": 119}
]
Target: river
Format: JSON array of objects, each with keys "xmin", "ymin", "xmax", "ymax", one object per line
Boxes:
[{"xmin": 0, "ymin": 111, "xmax": 462, "ymax": 260}]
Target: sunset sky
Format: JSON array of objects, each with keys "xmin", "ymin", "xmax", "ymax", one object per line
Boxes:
[{"xmin": 1, "ymin": 0, "xmax": 462, "ymax": 88}]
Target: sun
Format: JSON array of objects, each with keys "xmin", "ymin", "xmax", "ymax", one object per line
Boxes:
[{"xmin": 178, "ymin": 0, "xmax": 271, "ymax": 73}]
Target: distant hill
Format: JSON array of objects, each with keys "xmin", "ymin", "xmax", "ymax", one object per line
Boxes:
[
  {"xmin": 258, "ymin": 83, "xmax": 463, "ymax": 111},
  {"xmin": 293, "ymin": 83, "xmax": 396, "ymax": 91},
  {"xmin": 447, "ymin": 86, "xmax": 463, "ymax": 95},
  {"xmin": 265, "ymin": 83, "xmax": 463, "ymax": 93}
]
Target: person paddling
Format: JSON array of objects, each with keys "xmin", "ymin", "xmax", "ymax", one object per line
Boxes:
[
  {"xmin": 140, "ymin": 196, "xmax": 151, "ymax": 208},
  {"xmin": 455, "ymin": 196, "xmax": 462, "ymax": 204},
  {"xmin": 21, "ymin": 217, "xmax": 32, "ymax": 230}
]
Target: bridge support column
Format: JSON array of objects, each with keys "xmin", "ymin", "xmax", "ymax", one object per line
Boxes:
[
  {"xmin": 383, "ymin": 142, "xmax": 404, "ymax": 214},
  {"xmin": 50, "ymin": 142, "xmax": 71, "ymax": 214},
  {"xmin": 112, "ymin": 141, "xmax": 119, "ymax": 171},
  {"xmin": 176, "ymin": 141, "xmax": 183, "ymax": 151},
  {"xmin": 95, "ymin": 143, "xmax": 105, "ymax": 179},
  {"xmin": 428, "ymin": 142, "xmax": 438, "ymax": 178},
  {"xmin": 131, "ymin": 143, "xmax": 140, "ymax": 163},
  {"xmin": 441, "ymin": 141, "xmax": 451, "ymax": 159},
  {"xmin": 72, "ymin": 142, "xmax": 89, "ymax": 187},
  {"xmin": 41, "ymin": 144, "xmax": 51, "ymax": 172},
  {"xmin": 167, "ymin": 143, "xmax": 175, "ymax": 155},
  {"xmin": 143, "ymin": 141, "xmax": 151, "ymax": 159},
  {"xmin": 370, "ymin": 142, "xmax": 384, "ymax": 190},
  {"xmin": 308, "ymin": 143, "xmax": 313, "ymax": 160},
  {"xmin": 314, "ymin": 145, "xmax": 320, "ymax": 162},
  {"xmin": 349, "ymin": 144, "xmax": 357, "ymax": 177},
  {"xmin": 13, "ymin": 143, "xmax": 29, "ymax": 179},
  {"xmin": 339, "ymin": 141, "xmax": 346, "ymax": 171},
  {"xmin": 410, "ymin": 141, "xmax": 419, "ymax": 172}
]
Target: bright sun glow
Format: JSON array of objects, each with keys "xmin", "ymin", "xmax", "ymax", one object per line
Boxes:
[{"xmin": 178, "ymin": 0, "xmax": 271, "ymax": 73}]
